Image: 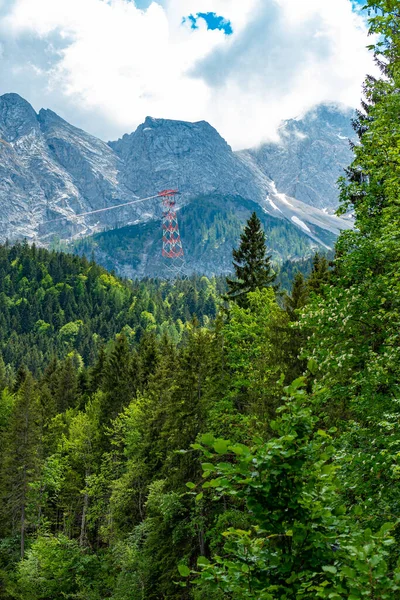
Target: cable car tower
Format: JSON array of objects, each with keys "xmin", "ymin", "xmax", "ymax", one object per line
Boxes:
[
  {"xmin": 159, "ymin": 189, "xmax": 185, "ymax": 278},
  {"xmin": 42, "ymin": 188, "xmax": 187, "ymax": 279},
  {"xmin": 160, "ymin": 190, "xmax": 184, "ymax": 258}
]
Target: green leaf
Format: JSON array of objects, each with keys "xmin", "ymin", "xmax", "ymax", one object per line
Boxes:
[
  {"xmin": 178, "ymin": 565, "xmax": 191, "ymax": 578},
  {"xmin": 380, "ymin": 522, "xmax": 394, "ymax": 534},
  {"xmin": 195, "ymin": 492, "xmax": 204, "ymax": 502},
  {"xmin": 186, "ymin": 482, "xmax": 196, "ymax": 490},
  {"xmin": 322, "ymin": 565, "xmax": 337, "ymax": 575},
  {"xmin": 333, "ymin": 505, "xmax": 346, "ymax": 516},
  {"xmin": 200, "ymin": 433, "xmax": 215, "ymax": 446},
  {"xmin": 308, "ymin": 358, "xmax": 318, "ymax": 375},
  {"xmin": 342, "ymin": 566, "xmax": 356, "ymax": 579},
  {"xmin": 288, "ymin": 377, "xmax": 306, "ymax": 393},
  {"xmin": 317, "ymin": 429, "xmax": 330, "ymax": 437},
  {"xmin": 230, "ymin": 444, "xmax": 248, "ymax": 456},
  {"xmin": 321, "ymin": 465, "xmax": 334, "ymax": 475},
  {"xmin": 201, "ymin": 463, "xmax": 215, "ymax": 472},
  {"xmin": 197, "ymin": 556, "xmax": 210, "ymax": 567},
  {"xmin": 213, "ymin": 439, "xmax": 230, "ymax": 454}
]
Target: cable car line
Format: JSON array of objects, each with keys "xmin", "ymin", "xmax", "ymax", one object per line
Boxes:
[{"xmin": 43, "ymin": 193, "xmax": 162, "ymax": 223}]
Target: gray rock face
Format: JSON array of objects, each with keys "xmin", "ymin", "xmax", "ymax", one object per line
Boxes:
[
  {"xmin": 0, "ymin": 94, "xmax": 146, "ymax": 243},
  {"xmin": 0, "ymin": 93, "xmax": 39, "ymax": 141},
  {"xmin": 0, "ymin": 93, "xmax": 80, "ymax": 241},
  {"xmin": 0, "ymin": 93, "xmax": 354, "ymax": 255},
  {"xmin": 109, "ymin": 116, "xmax": 265, "ymax": 202},
  {"xmin": 243, "ymin": 104, "xmax": 356, "ymax": 210}
]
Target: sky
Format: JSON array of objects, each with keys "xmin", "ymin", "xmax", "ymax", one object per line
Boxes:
[{"xmin": 0, "ymin": 0, "xmax": 374, "ymax": 149}]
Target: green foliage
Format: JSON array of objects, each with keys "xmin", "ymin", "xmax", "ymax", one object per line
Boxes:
[
  {"xmin": 222, "ymin": 288, "xmax": 289, "ymax": 418},
  {"xmin": 0, "ymin": 243, "xmax": 221, "ymax": 373},
  {"xmin": 9, "ymin": 534, "xmax": 108, "ymax": 599},
  {"xmin": 0, "ymin": 374, "xmax": 43, "ymax": 558},
  {"xmin": 191, "ymin": 382, "xmax": 400, "ymax": 598},
  {"xmin": 299, "ymin": 1, "xmax": 400, "ymax": 545},
  {"xmin": 284, "ymin": 271, "xmax": 308, "ymax": 321}
]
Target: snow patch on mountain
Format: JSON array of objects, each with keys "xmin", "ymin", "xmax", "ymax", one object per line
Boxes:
[
  {"xmin": 268, "ymin": 198, "xmax": 282, "ymax": 213},
  {"xmin": 291, "ymin": 216, "xmax": 311, "ymax": 233}
]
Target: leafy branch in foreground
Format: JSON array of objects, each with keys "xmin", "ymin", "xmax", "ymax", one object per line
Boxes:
[{"xmin": 184, "ymin": 377, "xmax": 400, "ymax": 599}]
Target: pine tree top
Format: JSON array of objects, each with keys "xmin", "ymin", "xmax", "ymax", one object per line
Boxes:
[{"xmin": 226, "ymin": 212, "xmax": 276, "ymax": 307}]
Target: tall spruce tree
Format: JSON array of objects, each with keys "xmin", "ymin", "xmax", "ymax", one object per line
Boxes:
[
  {"xmin": 102, "ymin": 333, "xmax": 137, "ymax": 422},
  {"xmin": 1, "ymin": 373, "xmax": 42, "ymax": 558},
  {"xmin": 226, "ymin": 212, "xmax": 276, "ymax": 307},
  {"xmin": 284, "ymin": 271, "xmax": 309, "ymax": 321},
  {"xmin": 284, "ymin": 271, "xmax": 309, "ymax": 380},
  {"xmin": 307, "ymin": 252, "xmax": 330, "ymax": 295}
]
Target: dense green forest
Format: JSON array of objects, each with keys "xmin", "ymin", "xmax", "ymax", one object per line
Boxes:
[
  {"xmin": 0, "ymin": 241, "xmax": 226, "ymax": 374},
  {"xmin": 0, "ymin": 1, "xmax": 399, "ymax": 598},
  {"xmin": 0, "ymin": 240, "xmax": 314, "ymax": 375},
  {"xmin": 0, "ymin": 232, "xmax": 322, "ymax": 599}
]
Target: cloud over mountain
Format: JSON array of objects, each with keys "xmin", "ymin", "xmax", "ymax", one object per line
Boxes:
[{"xmin": 0, "ymin": 0, "xmax": 374, "ymax": 148}]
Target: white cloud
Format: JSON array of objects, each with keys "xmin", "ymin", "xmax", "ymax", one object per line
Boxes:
[{"xmin": 0, "ymin": 0, "xmax": 375, "ymax": 148}]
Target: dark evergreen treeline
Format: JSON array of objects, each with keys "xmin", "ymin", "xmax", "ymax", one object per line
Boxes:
[
  {"xmin": 0, "ymin": 240, "xmax": 314, "ymax": 376},
  {"xmin": 0, "ymin": 241, "xmax": 227, "ymax": 374}
]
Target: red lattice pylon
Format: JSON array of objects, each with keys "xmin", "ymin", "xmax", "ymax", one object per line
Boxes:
[{"xmin": 159, "ymin": 190, "xmax": 184, "ymax": 259}]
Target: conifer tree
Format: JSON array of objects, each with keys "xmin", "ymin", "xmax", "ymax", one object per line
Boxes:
[
  {"xmin": 284, "ymin": 271, "xmax": 309, "ymax": 321},
  {"xmin": 54, "ymin": 356, "xmax": 78, "ymax": 413},
  {"xmin": 137, "ymin": 331, "xmax": 159, "ymax": 392},
  {"xmin": 284, "ymin": 271, "xmax": 309, "ymax": 380},
  {"xmin": 89, "ymin": 345, "xmax": 107, "ymax": 393},
  {"xmin": 102, "ymin": 333, "xmax": 137, "ymax": 422},
  {"xmin": 13, "ymin": 364, "xmax": 28, "ymax": 393},
  {"xmin": 226, "ymin": 212, "xmax": 276, "ymax": 307},
  {"xmin": 0, "ymin": 353, "xmax": 7, "ymax": 392},
  {"xmin": 307, "ymin": 252, "xmax": 330, "ymax": 294},
  {"xmin": 1, "ymin": 373, "xmax": 42, "ymax": 557}
]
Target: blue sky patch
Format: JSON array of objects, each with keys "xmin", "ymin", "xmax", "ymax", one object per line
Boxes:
[
  {"xmin": 183, "ymin": 12, "xmax": 233, "ymax": 35},
  {"xmin": 351, "ymin": 0, "xmax": 368, "ymax": 12}
]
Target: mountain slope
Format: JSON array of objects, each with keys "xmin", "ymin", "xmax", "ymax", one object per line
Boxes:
[
  {"xmin": 0, "ymin": 93, "xmax": 144, "ymax": 243},
  {"xmin": 72, "ymin": 195, "xmax": 319, "ymax": 278},
  {"xmin": 243, "ymin": 104, "xmax": 355, "ymax": 210},
  {"xmin": 109, "ymin": 116, "xmax": 265, "ymax": 201},
  {"xmin": 0, "ymin": 93, "xmax": 354, "ymax": 275}
]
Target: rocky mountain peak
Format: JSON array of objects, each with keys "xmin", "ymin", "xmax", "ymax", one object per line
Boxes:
[
  {"xmin": 107, "ymin": 115, "xmax": 240, "ymax": 199},
  {"xmin": 37, "ymin": 108, "xmax": 71, "ymax": 131},
  {"xmin": 110, "ymin": 115, "xmax": 232, "ymax": 159},
  {"xmin": 0, "ymin": 93, "xmax": 39, "ymax": 141},
  {"xmin": 37, "ymin": 108, "xmax": 113, "ymax": 153},
  {"xmin": 281, "ymin": 103, "xmax": 355, "ymax": 141},
  {"xmin": 243, "ymin": 103, "xmax": 356, "ymax": 209}
]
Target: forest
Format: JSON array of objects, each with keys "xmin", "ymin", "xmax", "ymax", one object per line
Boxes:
[{"xmin": 0, "ymin": 0, "xmax": 399, "ymax": 598}]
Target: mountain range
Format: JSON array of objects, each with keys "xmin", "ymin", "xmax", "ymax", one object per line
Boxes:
[{"xmin": 0, "ymin": 92, "xmax": 355, "ymax": 276}]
